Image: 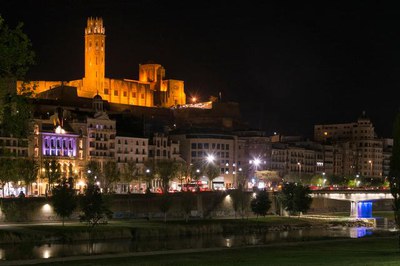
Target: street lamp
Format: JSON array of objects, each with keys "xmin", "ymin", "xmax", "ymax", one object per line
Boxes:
[
  {"xmin": 297, "ymin": 162, "xmax": 302, "ymax": 182},
  {"xmin": 322, "ymin": 172, "xmax": 326, "ymax": 187},
  {"xmin": 368, "ymin": 160, "xmax": 373, "ymax": 177},
  {"xmin": 206, "ymin": 154, "xmax": 215, "ymax": 164},
  {"xmin": 145, "ymin": 169, "xmax": 151, "ymax": 193},
  {"xmin": 249, "ymin": 157, "xmax": 261, "ymax": 172},
  {"xmin": 355, "ymin": 174, "xmax": 360, "ymax": 188},
  {"xmin": 249, "ymin": 157, "xmax": 263, "ymax": 189}
]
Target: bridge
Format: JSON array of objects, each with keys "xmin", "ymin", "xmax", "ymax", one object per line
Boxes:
[{"xmin": 311, "ymin": 190, "xmax": 393, "ymax": 218}]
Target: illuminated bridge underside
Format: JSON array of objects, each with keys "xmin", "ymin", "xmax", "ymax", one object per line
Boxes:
[{"xmin": 311, "ymin": 191, "xmax": 393, "ymax": 218}]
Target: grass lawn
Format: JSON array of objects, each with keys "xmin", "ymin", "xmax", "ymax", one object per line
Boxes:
[
  {"xmin": 0, "ymin": 216, "xmax": 323, "ymax": 235},
  {"xmin": 33, "ymin": 236, "xmax": 400, "ymax": 266}
]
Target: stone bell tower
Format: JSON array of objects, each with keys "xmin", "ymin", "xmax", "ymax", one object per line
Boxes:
[{"xmin": 83, "ymin": 17, "xmax": 105, "ymax": 98}]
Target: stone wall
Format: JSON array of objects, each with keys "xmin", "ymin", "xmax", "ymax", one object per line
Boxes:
[{"xmin": 0, "ymin": 192, "xmax": 394, "ymax": 223}]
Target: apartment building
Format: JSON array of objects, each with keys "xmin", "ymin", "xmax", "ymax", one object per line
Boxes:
[
  {"xmin": 314, "ymin": 112, "xmax": 383, "ymax": 179},
  {"xmin": 170, "ymin": 132, "xmax": 239, "ymax": 189}
]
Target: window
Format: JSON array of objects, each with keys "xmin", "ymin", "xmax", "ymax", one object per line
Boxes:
[
  {"xmin": 141, "ymin": 93, "xmax": 144, "ymax": 99},
  {"xmin": 104, "ymin": 88, "xmax": 109, "ymax": 94},
  {"xmin": 123, "ymin": 91, "xmax": 127, "ymax": 97},
  {"xmin": 114, "ymin": 90, "xmax": 118, "ymax": 96},
  {"xmin": 132, "ymin": 92, "xmax": 137, "ymax": 98},
  {"xmin": 191, "ymin": 143, "xmax": 196, "ymax": 149}
]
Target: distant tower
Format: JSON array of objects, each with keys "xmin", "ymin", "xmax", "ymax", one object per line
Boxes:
[{"xmin": 83, "ymin": 17, "xmax": 105, "ymax": 98}]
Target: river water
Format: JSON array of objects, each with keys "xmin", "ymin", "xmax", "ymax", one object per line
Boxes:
[{"xmin": 0, "ymin": 226, "xmax": 379, "ymax": 261}]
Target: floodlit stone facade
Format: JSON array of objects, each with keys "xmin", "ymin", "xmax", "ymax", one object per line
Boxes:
[{"xmin": 17, "ymin": 17, "xmax": 186, "ymax": 108}]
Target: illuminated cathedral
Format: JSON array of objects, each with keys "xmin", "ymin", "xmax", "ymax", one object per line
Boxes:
[{"xmin": 17, "ymin": 17, "xmax": 186, "ymax": 108}]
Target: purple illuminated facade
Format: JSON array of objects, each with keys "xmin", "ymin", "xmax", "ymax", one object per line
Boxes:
[{"xmin": 42, "ymin": 133, "xmax": 77, "ymax": 157}]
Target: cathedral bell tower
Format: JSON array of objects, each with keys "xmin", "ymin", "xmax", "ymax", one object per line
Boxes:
[{"xmin": 83, "ymin": 17, "xmax": 105, "ymax": 98}]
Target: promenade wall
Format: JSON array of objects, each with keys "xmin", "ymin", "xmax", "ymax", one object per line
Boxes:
[{"xmin": 0, "ymin": 191, "xmax": 393, "ymax": 222}]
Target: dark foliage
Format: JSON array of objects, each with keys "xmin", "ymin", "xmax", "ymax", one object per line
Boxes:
[{"xmin": 250, "ymin": 189, "xmax": 271, "ymax": 217}]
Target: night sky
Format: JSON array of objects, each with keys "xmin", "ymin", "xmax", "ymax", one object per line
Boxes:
[{"xmin": 2, "ymin": 0, "xmax": 399, "ymax": 138}]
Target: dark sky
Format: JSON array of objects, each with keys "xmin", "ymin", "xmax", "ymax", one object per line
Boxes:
[{"xmin": 2, "ymin": 0, "xmax": 399, "ymax": 138}]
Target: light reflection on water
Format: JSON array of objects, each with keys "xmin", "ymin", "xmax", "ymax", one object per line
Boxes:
[{"xmin": 0, "ymin": 227, "xmax": 374, "ymax": 261}]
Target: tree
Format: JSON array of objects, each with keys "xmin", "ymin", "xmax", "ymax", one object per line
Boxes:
[
  {"xmin": 236, "ymin": 165, "xmax": 249, "ymax": 189},
  {"xmin": 204, "ymin": 163, "xmax": 220, "ymax": 190},
  {"xmin": 280, "ymin": 182, "xmax": 312, "ymax": 216},
  {"xmin": 0, "ymin": 16, "xmax": 35, "ymax": 138},
  {"xmin": 0, "ymin": 158, "xmax": 17, "ymax": 197},
  {"xmin": 121, "ymin": 161, "xmax": 139, "ymax": 193},
  {"xmin": 102, "ymin": 160, "xmax": 120, "ymax": 193},
  {"xmin": 0, "ymin": 16, "xmax": 35, "ymax": 81},
  {"xmin": 250, "ymin": 189, "xmax": 271, "ymax": 218},
  {"xmin": 389, "ymin": 111, "xmax": 400, "ymax": 242},
  {"xmin": 51, "ymin": 178, "xmax": 78, "ymax": 226},
  {"xmin": 329, "ymin": 174, "xmax": 347, "ymax": 186},
  {"xmin": 43, "ymin": 158, "xmax": 61, "ymax": 195},
  {"xmin": 85, "ymin": 160, "xmax": 102, "ymax": 184},
  {"xmin": 79, "ymin": 184, "xmax": 113, "ymax": 228},
  {"xmin": 143, "ymin": 159, "xmax": 156, "ymax": 193},
  {"xmin": 16, "ymin": 158, "xmax": 38, "ymax": 195},
  {"xmin": 189, "ymin": 160, "xmax": 203, "ymax": 191},
  {"xmin": 154, "ymin": 159, "xmax": 180, "ymax": 193},
  {"xmin": 175, "ymin": 161, "xmax": 187, "ymax": 190}
]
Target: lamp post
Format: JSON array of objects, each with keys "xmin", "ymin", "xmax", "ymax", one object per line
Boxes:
[
  {"xmin": 249, "ymin": 157, "xmax": 261, "ymax": 189},
  {"xmin": 322, "ymin": 172, "xmax": 326, "ymax": 187},
  {"xmin": 356, "ymin": 174, "xmax": 360, "ymax": 188},
  {"xmin": 297, "ymin": 162, "xmax": 302, "ymax": 183},
  {"xmin": 368, "ymin": 160, "xmax": 373, "ymax": 177},
  {"xmin": 145, "ymin": 169, "xmax": 151, "ymax": 193}
]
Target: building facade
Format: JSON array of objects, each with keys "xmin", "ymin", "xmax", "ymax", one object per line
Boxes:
[
  {"xmin": 314, "ymin": 113, "xmax": 383, "ymax": 180},
  {"xmin": 170, "ymin": 132, "xmax": 239, "ymax": 189}
]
